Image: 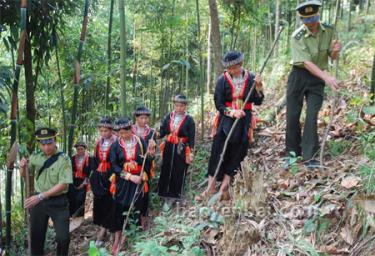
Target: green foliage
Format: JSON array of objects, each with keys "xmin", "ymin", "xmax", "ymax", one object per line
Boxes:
[
  {"xmin": 88, "ymin": 241, "xmax": 110, "ymax": 256},
  {"xmin": 132, "ymin": 215, "xmax": 204, "ymax": 255},
  {"xmin": 360, "ymin": 164, "xmax": 375, "ymax": 193},
  {"xmin": 287, "ymin": 151, "xmax": 301, "ymax": 175},
  {"xmin": 133, "ymin": 240, "xmax": 169, "ymax": 256},
  {"xmin": 358, "ymin": 132, "xmax": 375, "ymax": 194},
  {"xmin": 0, "ymin": 65, "xmax": 12, "ymax": 115},
  {"xmin": 294, "ymin": 239, "xmax": 320, "ymax": 256},
  {"xmin": 328, "ymin": 140, "xmax": 350, "ymax": 156}
]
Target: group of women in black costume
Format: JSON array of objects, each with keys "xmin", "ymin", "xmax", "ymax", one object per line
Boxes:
[{"xmin": 68, "ymin": 50, "xmax": 263, "ymax": 254}]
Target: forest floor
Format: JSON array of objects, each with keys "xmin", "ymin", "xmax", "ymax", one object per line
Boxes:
[{"xmin": 44, "ymin": 15, "xmax": 375, "ymax": 256}]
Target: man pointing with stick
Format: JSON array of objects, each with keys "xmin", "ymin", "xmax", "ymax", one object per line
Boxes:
[
  {"xmin": 285, "ymin": 0, "xmax": 341, "ymax": 169},
  {"xmin": 196, "ymin": 51, "xmax": 264, "ymax": 202}
]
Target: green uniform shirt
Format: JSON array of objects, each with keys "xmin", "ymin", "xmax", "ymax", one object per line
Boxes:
[
  {"xmin": 291, "ymin": 23, "xmax": 335, "ymax": 70},
  {"xmin": 29, "ymin": 150, "xmax": 73, "ymax": 194}
]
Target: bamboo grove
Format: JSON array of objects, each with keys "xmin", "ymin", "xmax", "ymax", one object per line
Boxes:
[{"xmin": 0, "ymin": 0, "xmax": 374, "ymax": 252}]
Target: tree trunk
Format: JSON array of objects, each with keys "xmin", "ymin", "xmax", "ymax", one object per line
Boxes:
[
  {"xmin": 371, "ymin": 54, "xmax": 375, "ymax": 105},
  {"xmin": 274, "ymin": 0, "xmax": 280, "ymax": 56},
  {"xmin": 229, "ymin": 6, "xmax": 237, "ymax": 50},
  {"xmin": 296, "ymin": 0, "xmax": 301, "ymax": 29},
  {"xmin": 132, "ymin": 20, "xmax": 138, "ymax": 108},
  {"xmin": 24, "ymin": 41, "xmax": 36, "ymax": 155},
  {"xmin": 68, "ymin": 0, "xmax": 90, "ymax": 156},
  {"xmin": 206, "ymin": 18, "xmax": 212, "ymax": 93},
  {"xmin": 185, "ymin": 0, "xmax": 189, "ymax": 97},
  {"xmin": 196, "ymin": 0, "xmax": 204, "ymax": 140},
  {"xmin": 105, "ymin": 0, "xmax": 114, "ymax": 112},
  {"xmin": 208, "ymin": 0, "xmax": 223, "ymax": 78},
  {"xmin": 5, "ymin": 1, "xmax": 28, "ymax": 249},
  {"xmin": 55, "ymin": 34, "xmax": 67, "ymax": 152},
  {"xmin": 119, "ymin": 0, "xmax": 127, "ymax": 115},
  {"xmin": 366, "ymin": 0, "xmax": 370, "ymax": 15},
  {"xmin": 347, "ymin": 0, "xmax": 352, "ymax": 32},
  {"xmin": 252, "ymin": 26, "xmax": 257, "ymax": 70}
]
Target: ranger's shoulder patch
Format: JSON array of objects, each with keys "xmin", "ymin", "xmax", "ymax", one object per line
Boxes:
[{"xmin": 292, "ymin": 26, "xmax": 306, "ymax": 40}]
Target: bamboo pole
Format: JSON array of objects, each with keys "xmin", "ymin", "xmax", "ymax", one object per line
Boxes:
[
  {"xmin": 5, "ymin": 0, "xmax": 28, "ymax": 250},
  {"xmin": 68, "ymin": 0, "xmax": 90, "ymax": 156}
]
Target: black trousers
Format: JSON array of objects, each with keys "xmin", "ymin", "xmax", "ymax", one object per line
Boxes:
[
  {"xmin": 30, "ymin": 194, "xmax": 70, "ymax": 256},
  {"xmin": 93, "ymin": 193, "xmax": 113, "ymax": 229},
  {"xmin": 286, "ymin": 66, "xmax": 325, "ymax": 160},
  {"xmin": 207, "ymin": 129, "xmax": 249, "ymax": 181},
  {"xmin": 68, "ymin": 184, "xmax": 86, "ymax": 217}
]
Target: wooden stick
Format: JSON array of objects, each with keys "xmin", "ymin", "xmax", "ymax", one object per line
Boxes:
[
  {"xmin": 24, "ymin": 164, "xmax": 32, "ymax": 256},
  {"xmin": 207, "ymin": 27, "xmax": 284, "ymax": 198},
  {"xmin": 320, "ymin": 0, "xmax": 341, "ymax": 166},
  {"xmin": 119, "ymin": 131, "xmax": 156, "ymax": 248}
]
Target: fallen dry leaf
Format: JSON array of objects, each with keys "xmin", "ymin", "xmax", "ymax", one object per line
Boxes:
[
  {"xmin": 341, "ymin": 176, "xmax": 361, "ymax": 189},
  {"xmin": 340, "ymin": 225, "xmax": 354, "ymax": 245}
]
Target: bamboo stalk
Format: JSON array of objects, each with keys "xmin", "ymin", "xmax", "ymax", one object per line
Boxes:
[
  {"xmin": 5, "ymin": 0, "xmax": 28, "ymax": 250},
  {"xmin": 119, "ymin": 0, "xmax": 127, "ymax": 116},
  {"xmin": 68, "ymin": 0, "xmax": 90, "ymax": 156},
  {"xmin": 105, "ymin": 0, "xmax": 115, "ymax": 112}
]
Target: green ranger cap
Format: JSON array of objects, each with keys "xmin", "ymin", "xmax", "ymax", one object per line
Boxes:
[{"xmin": 296, "ymin": 1, "xmax": 322, "ymax": 17}]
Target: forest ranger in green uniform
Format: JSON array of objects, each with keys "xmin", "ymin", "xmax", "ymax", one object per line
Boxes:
[
  {"xmin": 285, "ymin": 0, "xmax": 342, "ymax": 168},
  {"xmin": 20, "ymin": 128, "xmax": 73, "ymax": 256}
]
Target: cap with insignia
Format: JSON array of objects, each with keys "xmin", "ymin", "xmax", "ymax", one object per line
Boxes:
[
  {"xmin": 35, "ymin": 127, "xmax": 57, "ymax": 144},
  {"xmin": 133, "ymin": 106, "xmax": 151, "ymax": 117},
  {"xmin": 116, "ymin": 117, "xmax": 132, "ymax": 130},
  {"xmin": 74, "ymin": 141, "xmax": 87, "ymax": 148},
  {"xmin": 222, "ymin": 51, "xmax": 244, "ymax": 68},
  {"xmin": 97, "ymin": 117, "xmax": 113, "ymax": 129},
  {"xmin": 296, "ymin": 1, "xmax": 321, "ymax": 18},
  {"xmin": 173, "ymin": 94, "xmax": 188, "ymax": 104}
]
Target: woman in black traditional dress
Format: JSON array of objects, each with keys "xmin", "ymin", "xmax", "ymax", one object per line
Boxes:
[
  {"xmin": 90, "ymin": 117, "xmax": 117, "ymax": 246},
  {"xmin": 158, "ymin": 95, "xmax": 195, "ymax": 201},
  {"xmin": 131, "ymin": 106, "xmax": 157, "ymax": 229},
  {"xmin": 68, "ymin": 141, "xmax": 90, "ymax": 218},
  {"xmin": 109, "ymin": 117, "xmax": 155, "ymax": 255},
  {"xmin": 196, "ymin": 51, "xmax": 264, "ymax": 201}
]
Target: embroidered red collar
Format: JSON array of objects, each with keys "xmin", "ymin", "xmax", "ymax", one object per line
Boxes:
[
  {"xmin": 132, "ymin": 124, "xmax": 151, "ymax": 140},
  {"xmin": 224, "ymin": 70, "xmax": 250, "ymax": 100},
  {"xmin": 169, "ymin": 111, "xmax": 187, "ymax": 136},
  {"xmin": 119, "ymin": 135, "xmax": 138, "ymax": 161}
]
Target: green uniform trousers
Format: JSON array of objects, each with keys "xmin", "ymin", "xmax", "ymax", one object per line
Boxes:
[
  {"xmin": 286, "ymin": 66, "xmax": 325, "ymax": 160},
  {"xmin": 30, "ymin": 194, "xmax": 70, "ymax": 256}
]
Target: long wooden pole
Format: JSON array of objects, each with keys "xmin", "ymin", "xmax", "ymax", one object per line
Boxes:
[
  {"xmin": 320, "ymin": 0, "xmax": 341, "ymax": 165},
  {"xmin": 208, "ymin": 27, "xmax": 284, "ymax": 195},
  {"xmin": 119, "ymin": 131, "xmax": 156, "ymax": 249}
]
